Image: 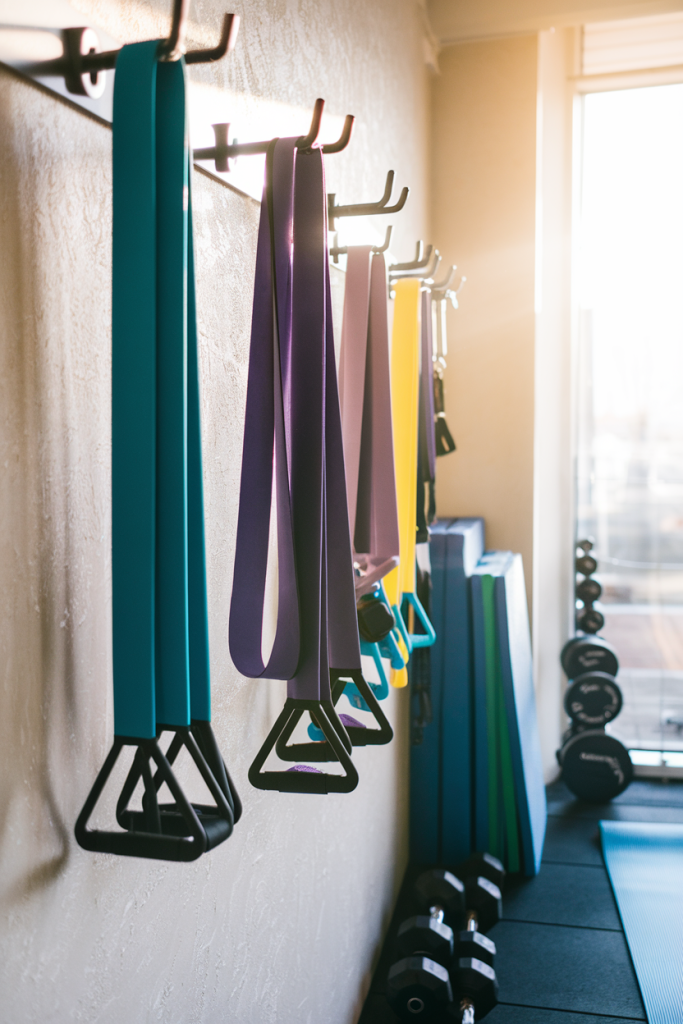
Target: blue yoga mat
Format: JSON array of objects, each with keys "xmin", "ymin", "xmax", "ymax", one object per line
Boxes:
[
  {"xmin": 410, "ymin": 519, "xmax": 453, "ymax": 862},
  {"xmin": 495, "ymin": 554, "xmax": 546, "ymax": 876},
  {"xmin": 441, "ymin": 518, "xmax": 485, "ymax": 863},
  {"xmin": 601, "ymin": 821, "xmax": 683, "ymax": 1024}
]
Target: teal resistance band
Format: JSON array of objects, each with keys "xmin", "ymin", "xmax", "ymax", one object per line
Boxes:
[{"xmin": 75, "ymin": 41, "xmax": 239, "ymax": 861}]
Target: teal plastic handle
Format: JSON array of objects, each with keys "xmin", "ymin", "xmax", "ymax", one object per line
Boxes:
[
  {"xmin": 358, "ymin": 641, "xmax": 390, "ymax": 701},
  {"xmin": 404, "ymin": 591, "xmax": 437, "ymax": 648},
  {"xmin": 378, "ymin": 628, "xmax": 407, "ymax": 669},
  {"xmin": 392, "ymin": 602, "xmax": 413, "ymax": 655}
]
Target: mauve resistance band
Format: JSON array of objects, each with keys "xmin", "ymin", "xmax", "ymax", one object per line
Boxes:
[
  {"xmin": 229, "ymin": 140, "xmax": 391, "ymax": 794},
  {"xmin": 336, "ymin": 245, "xmax": 405, "ymax": 710},
  {"xmin": 339, "ymin": 246, "xmax": 400, "ymax": 596},
  {"xmin": 75, "ymin": 41, "xmax": 238, "ymax": 860}
]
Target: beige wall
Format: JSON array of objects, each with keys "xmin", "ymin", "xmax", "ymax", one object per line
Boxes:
[
  {"xmin": 533, "ymin": 28, "xmax": 577, "ymax": 778},
  {"xmin": 431, "ymin": 30, "xmax": 580, "ymax": 779},
  {"xmin": 0, "ymin": 2, "xmax": 431, "ymax": 1022},
  {"xmin": 431, "ymin": 34, "xmax": 539, "ymax": 613},
  {"xmin": 428, "ymin": 0, "xmax": 683, "ymax": 43}
]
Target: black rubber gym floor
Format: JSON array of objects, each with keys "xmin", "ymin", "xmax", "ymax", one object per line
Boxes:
[{"xmin": 359, "ymin": 777, "xmax": 683, "ymax": 1023}]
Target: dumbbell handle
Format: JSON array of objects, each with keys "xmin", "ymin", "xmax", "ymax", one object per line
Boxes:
[
  {"xmin": 428, "ymin": 904, "xmax": 445, "ymax": 924},
  {"xmin": 460, "ymin": 997, "xmax": 475, "ymax": 1023},
  {"xmin": 428, "ymin": 905, "xmax": 480, "ymax": 931}
]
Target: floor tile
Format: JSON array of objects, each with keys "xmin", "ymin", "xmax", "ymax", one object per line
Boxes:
[
  {"xmin": 488, "ymin": 1006, "xmax": 643, "ymax": 1023},
  {"xmin": 543, "ymin": 814, "xmax": 604, "ymax": 866},
  {"xmin": 489, "ymin": 921, "xmax": 645, "ymax": 1019},
  {"xmin": 502, "ymin": 863, "xmax": 620, "ymax": 930}
]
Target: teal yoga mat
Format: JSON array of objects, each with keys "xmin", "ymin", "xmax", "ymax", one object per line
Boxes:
[{"xmin": 601, "ymin": 820, "xmax": 683, "ymax": 1023}]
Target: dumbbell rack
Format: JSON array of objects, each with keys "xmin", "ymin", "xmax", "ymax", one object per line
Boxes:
[
  {"xmin": 575, "ymin": 539, "xmax": 604, "ymax": 635},
  {"xmin": 556, "ymin": 540, "xmax": 633, "ymax": 801}
]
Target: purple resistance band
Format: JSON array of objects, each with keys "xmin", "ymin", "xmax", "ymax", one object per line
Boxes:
[
  {"xmin": 229, "ymin": 140, "xmax": 391, "ymax": 792},
  {"xmin": 339, "ymin": 247, "xmax": 400, "ymax": 598}
]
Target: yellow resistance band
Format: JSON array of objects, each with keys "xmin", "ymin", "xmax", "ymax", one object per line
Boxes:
[{"xmin": 385, "ymin": 278, "xmax": 421, "ymax": 686}]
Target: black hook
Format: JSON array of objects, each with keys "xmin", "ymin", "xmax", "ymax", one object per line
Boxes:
[
  {"xmin": 58, "ymin": 3, "xmax": 239, "ymax": 98},
  {"xmin": 389, "ymin": 242, "xmax": 435, "ymax": 273},
  {"xmin": 194, "ymin": 99, "xmax": 355, "ymax": 172},
  {"xmin": 329, "ymin": 225, "xmax": 393, "ymax": 263},
  {"xmin": 327, "ymin": 171, "xmax": 410, "ymax": 231}
]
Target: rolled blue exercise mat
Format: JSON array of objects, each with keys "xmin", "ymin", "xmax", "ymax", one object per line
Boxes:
[{"xmin": 601, "ymin": 821, "xmax": 683, "ymax": 1024}]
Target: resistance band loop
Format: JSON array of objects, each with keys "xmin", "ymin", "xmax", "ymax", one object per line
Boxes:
[
  {"xmin": 230, "ymin": 141, "xmax": 391, "ymax": 792},
  {"xmin": 417, "ymin": 288, "xmax": 436, "ymax": 542},
  {"xmin": 384, "ymin": 279, "xmax": 436, "ymax": 681},
  {"xmin": 75, "ymin": 42, "xmax": 238, "ymax": 859},
  {"xmin": 337, "ymin": 245, "xmax": 404, "ymax": 709},
  {"xmin": 339, "ymin": 246, "xmax": 400, "ymax": 596}
]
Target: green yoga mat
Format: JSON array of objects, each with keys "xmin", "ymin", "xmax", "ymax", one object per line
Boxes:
[
  {"xmin": 601, "ymin": 820, "xmax": 683, "ymax": 1023},
  {"xmin": 471, "ymin": 553, "xmax": 519, "ymax": 872}
]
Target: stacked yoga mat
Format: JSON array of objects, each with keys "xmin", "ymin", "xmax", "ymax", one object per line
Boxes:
[{"xmin": 412, "ymin": 519, "xmax": 547, "ymax": 876}]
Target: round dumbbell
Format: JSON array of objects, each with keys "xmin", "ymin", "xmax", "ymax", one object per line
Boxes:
[
  {"xmin": 576, "ymin": 552, "xmax": 598, "ymax": 576},
  {"xmin": 561, "ymin": 635, "xmax": 619, "ymax": 680},
  {"xmin": 576, "ymin": 577, "xmax": 602, "ymax": 604},
  {"xmin": 564, "ymin": 670, "xmax": 623, "ymax": 727},
  {"xmin": 576, "ymin": 605, "xmax": 605, "ymax": 634},
  {"xmin": 557, "ymin": 726, "xmax": 633, "ymax": 802}
]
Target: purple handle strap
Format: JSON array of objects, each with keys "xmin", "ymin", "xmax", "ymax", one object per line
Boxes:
[
  {"xmin": 339, "ymin": 247, "xmax": 400, "ymax": 598},
  {"xmin": 229, "ymin": 139, "xmax": 361, "ymax": 703}
]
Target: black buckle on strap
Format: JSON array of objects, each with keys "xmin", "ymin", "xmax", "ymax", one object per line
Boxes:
[
  {"xmin": 249, "ymin": 699, "xmax": 359, "ymax": 793},
  {"xmin": 75, "ymin": 723, "xmax": 238, "ymax": 861}
]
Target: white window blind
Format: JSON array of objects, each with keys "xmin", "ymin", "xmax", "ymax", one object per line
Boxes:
[{"xmin": 583, "ymin": 12, "xmax": 683, "ymax": 76}]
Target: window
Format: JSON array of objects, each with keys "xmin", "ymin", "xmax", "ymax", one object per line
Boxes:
[{"xmin": 576, "ymin": 82, "xmax": 683, "ymax": 770}]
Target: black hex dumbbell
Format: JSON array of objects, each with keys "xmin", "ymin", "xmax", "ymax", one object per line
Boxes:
[
  {"xmin": 388, "ymin": 856, "xmax": 504, "ymax": 1021},
  {"xmin": 387, "ymin": 953, "xmax": 453, "ymax": 1020},
  {"xmin": 389, "ymin": 879, "xmax": 456, "ymax": 1020},
  {"xmin": 450, "ymin": 956, "xmax": 499, "ymax": 1023}
]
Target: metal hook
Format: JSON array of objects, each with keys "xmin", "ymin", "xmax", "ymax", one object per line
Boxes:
[
  {"xmin": 185, "ymin": 12, "xmax": 240, "ymax": 63},
  {"xmin": 59, "ymin": 4, "xmax": 239, "ymax": 97},
  {"xmin": 322, "ymin": 115, "xmax": 356, "ymax": 154},
  {"xmin": 297, "ymin": 98, "xmax": 325, "ymax": 150},
  {"xmin": 441, "ymin": 275, "xmax": 467, "ymax": 308},
  {"xmin": 159, "ymin": 0, "xmax": 190, "ymax": 60},
  {"xmin": 430, "ymin": 265, "xmax": 457, "ymax": 293},
  {"xmin": 327, "ymin": 171, "xmax": 410, "ymax": 231},
  {"xmin": 329, "ymin": 225, "xmax": 393, "ymax": 263},
  {"xmin": 421, "ymin": 252, "xmax": 442, "ymax": 282},
  {"xmin": 389, "ymin": 243, "xmax": 435, "ymax": 274},
  {"xmin": 194, "ymin": 99, "xmax": 354, "ymax": 172}
]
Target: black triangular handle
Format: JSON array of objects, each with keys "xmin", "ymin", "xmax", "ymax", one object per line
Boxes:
[
  {"xmin": 249, "ymin": 699, "xmax": 359, "ymax": 793},
  {"xmin": 75, "ymin": 737, "xmax": 209, "ymax": 861}
]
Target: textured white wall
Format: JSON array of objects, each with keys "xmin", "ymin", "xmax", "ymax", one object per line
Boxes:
[{"xmin": 0, "ymin": 3, "xmax": 430, "ymax": 1021}]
